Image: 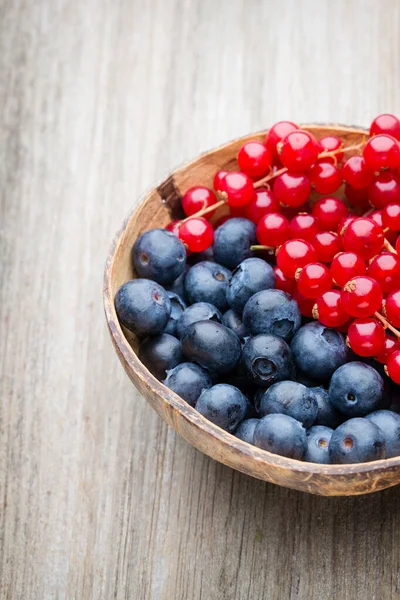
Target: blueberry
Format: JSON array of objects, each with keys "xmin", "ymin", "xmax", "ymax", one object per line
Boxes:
[
  {"xmin": 253, "ymin": 414, "xmax": 306, "ymax": 459},
  {"xmin": 163, "ymin": 362, "xmax": 212, "ymax": 407},
  {"xmin": 181, "ymin": 321, "xmax": 242, "ymax": 374},
  {"xmin": 259, "ymin": 381, "xmax": 318, "ymax": 428},
  {"xmin": 329, "ymin": 418, "xmax": 387, "ymax": 464},
  {"xmin": 312, "ymin": 387, "xmax": 342, "ymax": 428},
  {"xmin": 235, "ymin": 418, "xmax": 259, "ymax": 444},
  {"xmin": 226, "ymin": 258, "xmax": 276, "ymax": 313},
  {"xmin": 166, "ymin": 265, "xmax": 189, "ymax": 302},
  {"xmin": 196, "ymin": 384, "xmax": 248, "ymax": 432},
  {"xmin": 213, "ymin": 218, "xmax": 257, "ymax": 269},
  {"xmin": 139, "ymin": 333, "xmax": 183, "ymax": 380},
  {"xmin": 242, "ymin": 334, "xmax": 295, "ymax": 387},
  {"xmin": 329, "ymin": 361, "xmax": 384, "ymax": 416},
  {"xmin": 290, "ymin": 322, "xmax": 351, "ymax": 382},
  {"xmin": 222, "ymin": 309, "xmax": 248, "ymax": 339},
  {"xmin": 176, "ymin": 302, "xmax": 222, "ymax": 339},
  {"xmin": 365, "ymin": 410, "xmax": 400, "ymax": 458},
  {"xmin": 296, "ymin": 370, "xmax": 321, "ymax": 388},
  {"xmin": 184, "ymin": 261, "xmax": 231, "ymax": 311},
  {"xmin": 115, "ymin": 279, "xmax": 171, "ymax": 337},
  {"xmin": 304, "ymin": 426, "xmax": 334, "ymax": 464},
  {"xmin": 164, "ymin": 292, "xmax": 187, "ymax": 336},
  {"xmin": 188, "ymin": 246, "xmax": 215, "ymax": 264},
  {"xmin": 132, "ymin": 228, "xmax": 186, "ymax": 285},
  {"xmin": 243, "ymin": 289, "xmax": 301, "ymax": 341}
]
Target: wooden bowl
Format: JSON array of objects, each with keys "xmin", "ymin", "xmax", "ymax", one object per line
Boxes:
[{"xmin": 104, "ymin": 124, "xmax": 400, "ymax": 496}]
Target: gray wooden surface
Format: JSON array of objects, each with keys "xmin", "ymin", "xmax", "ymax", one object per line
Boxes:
[{"xmin": 1, "ymin": 0, "xmax": 400, "ymax": 598}]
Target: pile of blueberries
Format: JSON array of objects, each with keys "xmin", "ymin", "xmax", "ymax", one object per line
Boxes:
[{"xmin": 115, "ymin": 222, "xmax": 400, "ymax": 465}]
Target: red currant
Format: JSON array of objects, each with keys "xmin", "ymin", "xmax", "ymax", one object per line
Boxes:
[
  {"xmin": 244, "ymin": 188, "xmax": 279, "ymax": 223},
  {"xmin": 165, "ymin": 220, "xmax": 181, "ymax": 236},
  {"xmin": 274, "ymin": 266, "xmax": 296, "ymax": 295},
  {"xmin": 220, "ymin": 172, "xmax": 255, "ymax": 206},
  {"xmin": 238, "ymin": 141, "xmax": 272, "ymax": 178},
  {"xmin": 309, "ymin": 161, "xmax": 342, "ymax": 194},
  {"xmin": 331, "ymin": 251, "xmax": 366, "ymax": 286},
  {"xmin": 276, "ymin": 239, "xmax": 317, "ymax": 278},
  {"xmin": 296, "ymin": 262, "xmax": 332, "ymax": 298},
  {"xmin": 293, "ymin": 289, "xmax": 315, "ymax": 317},
  {"xmin": 376, "ymin": 336, "xmax": 400, "ymax": 364},
  {"xmin": 368, "ymin": 210, "xmax": 397, "ymax": 243},
  {"xmin": 383, "ymin": 203, "xmax": 400, "ymax": 231},
  {"xmin": 338, "ymin": 216, "xmax": 356, "ymax": 234},
  {"xmin": 313, "ymin": 290, "xmax": 349, "ymax": 327},
  {"xmin": 342, "ymin": 156, "xmax": 374, "ymax": 189},
  {"xmin": 341, "ymin": 276, "xmax": 383, "ymax": 318},
  {"xmin": 363, "ymin": 134, "xmax": 400, "ymax": 171},
  {"xmin": 370, "ymin": 114, "xmax": 400, "ymax": 141},
  {"xmin": 314, "ymin": 231, "xmax": 342, "ymax": 263},
  {"xmin": 178, "ymin": 217, "xmax": 214, "ymax": 252},
  {"xmin": 386, "ymin": 350, "xmax": 400, "ymax": 384},
  {"xmin": 347, "ymin": 318, "xmax": 386, "ymax": 357},
  {"xmin": 182, "ymin": 186, "xmax": 217, "ymax": 217},
  {"xmin": 384, "ymin": 290, "xmax": 400, "ymax": 327},
  {"xmin": 341, "ymin": 217, "xmax": 384, "ymax": 260},
  {"xmin": 397, "ymin": 237, "xmax": 400, "ymax": 254},
  {"xmin": 318, "ymin": 135, "xmax": 344, "ymax": 162},
  {"xmin": 229, "ymin": 205, "xmax": 247, "ymax": 217},
  {"xmin": 368, "ymin": 253, "xmax": 400, "ymax": 294},
  {"xmin": 312, "ymin": 197, "xmax": 348, "ymax": 232},
  {"xmin": 265, "ymin": 121, "xmax": 298, "ymax": 160},
  {"xmin": 368, "ymin": 171, "xmax": 400, "ymax": 209},
  {"xmin": 289, "ymin": 213, "xmax": 320, "ymax": 242},
  {"xmin": 279, "ymin": 130, "xmax": 319, "ymax": 172},
  {"xmin": 256, "ymin": 213, "xmax": 290, "ymax": 247},
  {"xmin": 345, "ymin": 184, "xmax": 370, "ymax": 210},
  {"xmin": 272, "ymin": 171, "xmax": 311, "ymax": 207},
  {"xmin": 214, "ymin": 170, "xmax": 228, "ymax": 191}
]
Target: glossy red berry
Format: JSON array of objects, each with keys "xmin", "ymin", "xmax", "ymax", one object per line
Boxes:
[
  {"xmin": 386, "ymin": 350, "xmax": 400, "ymax": 384},
  {"xmin": 279, "ymin": 130, "xmax": 319, "ymax": 172},
  {"xmin": 376, "ymin": 336, "xmax": 400, "ymax": 364},
  {"xmin": 238, "ymin": 142, "xmax": 272, "ymax": 177},
  {"xmin": 313, "ymin": 290, "xmax": 349, "ymax": 327},
  {"xmin": 345, "ymin": 184, "xmax": 370, "ymax": 210},
  {"xmin": 368, "ymin": 253, "xmax": 400, "ymax": 294},
  {"xmin": 165, "ymin": 220, "xmax": 181, "ymax": 236},
  {"xmin": 384, "ymin": 290, "xmax": 400, "ymax": 327},
  {"xmin": 309, "ymin": 161, "xmax": 342, "ymax": 194},
  {"xmin": 293, "ymin": 289, "xmax": 315, "ymax": 317},
  {"xmin": 314, "ymin": 231, "xmax": 342, "ymax": 263},
  {"xmin": 312, "ymin": 197, "xmax": 348, "ymax": 232},
  {"xmin": 256, "ymin": 213, "xmax": 290, "ymax": 247},
  {"xmin": 182, "ymin": 186, "xmax": 217, "ymax": 217},
  {"xmin": 342, "ymin": 156, "xmax": 374, "ymax": 189},
  {"xmin": 178, "ymin": 217, "xmax": 214, "ymax": 252},
  {"xmin": 341, "ymin": 218, "xmax": 384, "ymax": 260},
  {"xmin": 265, "ymin": 121, "xmax": 298, "ymax": 160},
  {"xmin": 274, "ymin": 266, "xmax": 296, "ymax": 295},
  {"xmin": 347, "ymin": 318, "xmax": 386, "ymax": 357},
  {"xmin": 363, "ymin": 134, "xmax": 400, "ymax": 171},
  {"xmin": 229, "ymin": 205, "xmax": 247, "ymax": 218},
  {"xmin": 244, "ymin": 188, "xmax": 279, "ymax": 224},
  {"xmin": 220, "ymin": 172, "xmax": 255, "ymax": 206},
  {"xmin": 370, "ymin": 114, "xmax": 400, "ymax": 141},
  {"xmin": 272, "ymin": 171, "xmax": 311, "ymax": 207},
  {"xmin": 213, "ymin": 170, "xmax": 228, "ymax": 191},
  {"xmin": 296, "ymin": 262, "xmax": 332, "ymax": 298},
  {"xmin": 276, "ymin": 239, "xmax": 317, "ymax": 278},
  {"xmin": 341, "ymin": 276, "xmax": 383, "ymax": 318},
  {"xmin": 289, "ymin": 213, "xmax": 320, "ymax": 242},
  {"xmin": 368, "ymin": 210, "xmax": 397, "ymax": 243},
  {"xmin": 331, "ymin": 252, "xmax": 366, "ymax": 287},
  {"xmin": 383, "ymin": 203, "xmax": 400, "ymax": 231},
  {"xmin": 368, "ymin": 171, "xmax": 400, "ymax": 209},
  {"xmin": 317, "ymin": 135, "xmax": 344, "ymax": 162},
  {"xmin": 397, "ymin": 237, "xmax": 400, "ymax": 254}
]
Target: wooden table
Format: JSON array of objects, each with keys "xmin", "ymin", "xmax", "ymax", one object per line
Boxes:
[{"xmin": 2, "ymin": 1, "xmax": 400, "ymax": 597}]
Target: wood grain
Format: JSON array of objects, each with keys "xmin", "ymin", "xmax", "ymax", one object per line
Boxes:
[{"xmin": 2, "ymin": 0, "xmax": 400, "ymax": 597}]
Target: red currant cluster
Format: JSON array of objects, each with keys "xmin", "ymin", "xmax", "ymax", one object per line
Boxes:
[{"xmin": 165, "ymin": 115, "xmax": 400, "ymax": 385}]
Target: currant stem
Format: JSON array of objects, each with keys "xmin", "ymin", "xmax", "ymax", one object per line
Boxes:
[
  {"xmin": 251, "ymin": 245, "xmax": 275, "ymax": 252},
  {"xmin": 179, "ymin": 198, "xmax": 227, "ymax": 224},
  {"xmin": 374, "ymin": 312, "xmax": 400, "ymax": 340},
  {"xmin": 254, "ymin": 168, "xmax": 287, "ymax": 189},
  {"xmin": 384, "ymin": 239, "xmax": 397, "ymax": 254}
]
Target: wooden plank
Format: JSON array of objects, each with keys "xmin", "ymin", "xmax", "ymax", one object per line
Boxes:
[{"xmin": 1, "ymin": 0, "xmax": 400, "ymax": 598}]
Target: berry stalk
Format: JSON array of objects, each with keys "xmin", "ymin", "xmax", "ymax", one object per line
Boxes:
[{"xmin": 374, "ymin": 312, "xmax": 400, "ymax": 340}]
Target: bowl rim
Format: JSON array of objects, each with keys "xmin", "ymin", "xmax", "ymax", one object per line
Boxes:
[{"xmin": 103, "ymin": 123, "xmax": 400, "ymax": 479}]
